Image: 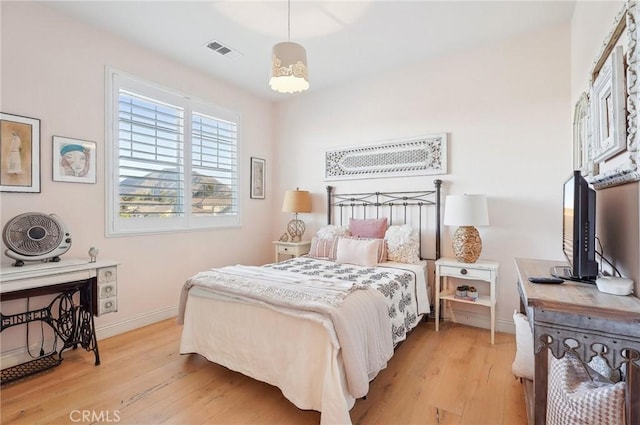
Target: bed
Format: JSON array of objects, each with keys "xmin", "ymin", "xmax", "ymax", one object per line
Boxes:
[{"xmin": 178, "ymin": 181, "xmax": 443, "ymax": 425}]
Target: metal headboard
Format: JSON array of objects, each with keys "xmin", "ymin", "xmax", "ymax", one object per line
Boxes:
[{"xmin": 326, "ymin": 179, "xmax": 443, "ymax": 260}]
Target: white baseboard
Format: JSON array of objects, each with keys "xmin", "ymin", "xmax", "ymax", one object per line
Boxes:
[
  {"xmin": 442, "ymin": 309, "xmax": 515, "ymax": 335},
  {"xmin": 1, "ymin": 305, "xmax": 178, "ymax": 369},
  {"xmin": 95, "ymin": 305, "xmax": 178, "ymax": 340}
]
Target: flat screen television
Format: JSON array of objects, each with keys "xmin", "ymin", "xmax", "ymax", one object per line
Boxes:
[{"xmin": 559, "ymin": 170, "xmax": 598, "ymax": 282}]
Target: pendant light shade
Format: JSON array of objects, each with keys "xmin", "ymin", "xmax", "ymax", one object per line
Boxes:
[
  {"xmin": 269, "ymin": 0, "xmax": 309, "ymax": 94},
  {"xmin": 269, "ymin": 41, "xmax": 309, "ymax": 93}
]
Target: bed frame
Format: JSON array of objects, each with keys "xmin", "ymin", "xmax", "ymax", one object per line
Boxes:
[{"xmin": 325, "ymin": 179, "xmax": 443, "ymax": 261}]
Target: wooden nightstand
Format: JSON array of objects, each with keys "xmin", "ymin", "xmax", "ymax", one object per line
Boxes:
[
  {"xmin": 272, "ymin": 241, "xmax": 311, "ymax": 262},
  {"xmin": 435, "ymin": 257, "xmax": 499, "ymax": 344}
]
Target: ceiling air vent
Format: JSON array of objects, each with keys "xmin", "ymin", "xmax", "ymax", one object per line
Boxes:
[{"xmin": 206, "ymin": 40, "xmax": 242, "ymax": 60}]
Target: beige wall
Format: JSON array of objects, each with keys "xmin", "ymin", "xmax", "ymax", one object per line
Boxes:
[
  {"xmin": 273, "ymin": 24, "xmax": 572, "ymax": 332},
  {"xmin": 0, "ymin": 2, "xmax": 276, "ymax": 356},
  {"xmin": 571, "ymin": 0, "xmax": 640, "ymax": 295}
]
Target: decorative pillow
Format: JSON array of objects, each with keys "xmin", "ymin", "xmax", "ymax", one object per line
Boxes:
[
  {"xmin": 315, "ymin": 224, "xmax": 349, "ymax": 240},
  {"xmin": 512, "ymin": 311, "xmax": 534, "ymax": 380},
  {"xmin": 384, "ymin": 224, "xmax": 420, "ymax": 264},
  {"xmin": 349, "ymin": 218, "xmax": 387, "ymax": 239},
  {"xmin": 547, "ymin": 353, "xmax": 625, "ymax": 425},
  {"xmin": 332, "ymin": 236, "xmax": 387, "ymax": 263},
  {"xmin": 587, "ymin": 355, "xmax": 621, "ymax": 383},
  {"xmin": 308, "ymin": 236, "xmax": 339, "ymax": 259},
  {"xmin": 335, "ymin": 237, "xmax": 378, "ymax": 267}
]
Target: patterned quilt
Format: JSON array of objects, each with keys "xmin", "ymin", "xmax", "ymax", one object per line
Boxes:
[{"xmin": 265, "ymin": 257, "xmax": 421, "ymax": 345}]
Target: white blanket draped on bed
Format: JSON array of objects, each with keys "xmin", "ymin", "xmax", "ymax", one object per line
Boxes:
[{"xmin": 177, "ymin": 264, "xmax": 393, "ymax": 399}]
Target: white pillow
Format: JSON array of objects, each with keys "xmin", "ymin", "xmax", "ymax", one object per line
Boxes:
[
  {"xmin": 587, "ymin": 355, "xmax": 621, "ymax": 383},
  {"xmin": 316, "ymin": 224, "xmax": 349, "ymax": 240},
  {"xmin": 335, "ymin": 237, "xmax": 378, "ymax": 267},
  {"xmin": 512, "ymin": 310, "xmax": 534, "ymax": 380},
  {"xmin": 384, "ymin": 224, "xmax": 420, "ymax": 264},
  {"xmin": 547, "ymin": 353, "xmax": 625, "ymax": 425},
  {"xmin": 336, "ymin": 236, "xmax": 387, "ymax": 263}
]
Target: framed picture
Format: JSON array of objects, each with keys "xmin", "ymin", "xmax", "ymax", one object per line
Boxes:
[
  {"xmin": 250, "ymin": 157, "xmax": 265, "ymax": 199},
  {"xmin": 52, "ymin": 136, "xmax": 97, "ymax": 184},
  {"xmin": 0, "ymin": 113, "xmax": 40, "ymax": 193},
  {"xmin": 590, "ymin": 45, "xmax": 627, "ymax": 164}
]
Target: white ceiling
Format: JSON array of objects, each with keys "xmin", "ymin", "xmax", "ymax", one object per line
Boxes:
[{"xmin": 43, "ymin": 1, "xmax": 576, "ymax": 102}]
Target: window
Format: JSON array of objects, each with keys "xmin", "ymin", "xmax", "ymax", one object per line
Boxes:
[{"xmin": 106, "ymin": 69, "xmax": 241, "ymax": 236}]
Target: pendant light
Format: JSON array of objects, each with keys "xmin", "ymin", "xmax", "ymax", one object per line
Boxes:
[{"xmin": 269, "ymin": 0, "xmax": 309, "ymax": 93}]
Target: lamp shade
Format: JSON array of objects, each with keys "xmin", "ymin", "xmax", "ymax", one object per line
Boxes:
[
  {"xmin": 444, "ymin": 194, "xmax": 489, "ymax": 227},
  {"xmin": 282, "ymin": 189, "xmax": 311, "ymax": 213},
  {"xmin": 269, "ymin": 41, "xmax": 309, "ymax": 94}
]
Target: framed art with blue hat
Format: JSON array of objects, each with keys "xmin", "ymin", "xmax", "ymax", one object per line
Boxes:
[{"xmin": 53, "ymin": 136, "xmax": 96, "ymax": 184}]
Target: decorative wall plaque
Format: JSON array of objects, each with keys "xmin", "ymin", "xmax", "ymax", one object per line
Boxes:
[{"xmin": 325, "ymin": 133, "xmax": 448, "ymax": 181}]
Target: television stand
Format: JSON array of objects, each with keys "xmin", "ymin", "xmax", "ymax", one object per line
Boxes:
[{"xmin": 516, "ymin": 258, "xmax": 640, "ymax": 425}]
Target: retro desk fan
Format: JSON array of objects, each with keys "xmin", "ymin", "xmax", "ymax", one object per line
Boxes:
[{"xmin": 2, "ymin": 212, "xmax": 72, "ymax": 267}]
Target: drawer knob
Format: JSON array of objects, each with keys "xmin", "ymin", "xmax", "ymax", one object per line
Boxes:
[
  {"xmin": 105, "ymin": 271, "xmax": 112, "ymax": 279},
  {"xmin": 460, "ymin": 268, "xmax": 468, "ymax": 275}
]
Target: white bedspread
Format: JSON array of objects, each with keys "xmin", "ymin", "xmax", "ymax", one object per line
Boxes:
[
  {"xmin": 180, "ymin": 289, "xmax": 354, "ymax": 424},
  {"xmin": 178, "ymin": 264, "xmax": 393, "ymax": 401},
  {"xmin": 178, "ymin": 259, "xmax": 427, "ymax": 425},
  {"xmin": 178, "ymin": 264, "xmax": 364, "ymax": 313}
]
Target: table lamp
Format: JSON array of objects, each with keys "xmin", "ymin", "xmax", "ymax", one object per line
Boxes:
[
  {"xmin": 282, "ymin": 188, "xmax": 312, "ymax": 242},
  {"xmin": 443, "ymin": 194, "xmax": 489, "ymax": 263}
]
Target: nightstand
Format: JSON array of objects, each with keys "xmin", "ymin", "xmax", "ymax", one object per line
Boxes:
[
  {"xmin": 272, "ymin": 240, "xmax": 311, "ymax": 262},
  {"xmin": 435, "ymin": 257, "xmax": 499, "ymax": 344}
]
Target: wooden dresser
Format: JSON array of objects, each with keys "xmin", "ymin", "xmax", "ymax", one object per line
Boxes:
[{"xmin": 515, "ymin": 258, "xmax": 640, "ymax": 425}]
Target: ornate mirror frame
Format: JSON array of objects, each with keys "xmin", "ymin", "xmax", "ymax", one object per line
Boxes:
[
  {"xmin": 573, "ymin": 92, "xmax": 593, "ymax": 176},
  {"xmin": 587, "ymin": 0, "xmax": 640, "ymax": 190}
]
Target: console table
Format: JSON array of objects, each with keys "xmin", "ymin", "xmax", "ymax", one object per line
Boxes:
[
  {"xmin": 515, "ymin": 258, "xmax": 640, "ymax": 425},
  {"xmin": 0, "ymin": 258, "xmax": 118, "ymax": 384}
]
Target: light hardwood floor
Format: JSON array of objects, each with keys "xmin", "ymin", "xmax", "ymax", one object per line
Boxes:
[{"xmin": 1, "ymin": 319, "xmax": 526, "ymax": 425}]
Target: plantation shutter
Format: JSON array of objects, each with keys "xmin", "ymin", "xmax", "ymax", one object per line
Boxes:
[
  {"xmin": 107, "ymin": 69, "xmax": 242, "ymax": 235},
  {"xmin": 191, "ymin": 112, "xmax": 238, "ymax": 216},
  {"xmin": 118, "ymin": 90, "xmax": 185, "ymax": 218}
]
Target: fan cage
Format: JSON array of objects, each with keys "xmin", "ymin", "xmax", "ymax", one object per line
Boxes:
[{"xmin": 3, "ymin": 213, "xmax": 65, "ymax": 256}]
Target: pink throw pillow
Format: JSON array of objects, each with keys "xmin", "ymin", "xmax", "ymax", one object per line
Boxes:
[
  {"xmin": 349, "ymin": 218, "xmax": 388, "ymax": 238},
  {"xmin": 309, "ymin": 236, "xmax": 339, "ymax": 259}
]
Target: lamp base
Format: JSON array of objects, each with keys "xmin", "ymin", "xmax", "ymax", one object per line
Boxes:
[
  {"xmin": 452, "ymin": 226, "xmax": 483, "ymax": 263},
  {"xmin": 287, "ymin": 219, "xmax": 306, "ymax": 242}
]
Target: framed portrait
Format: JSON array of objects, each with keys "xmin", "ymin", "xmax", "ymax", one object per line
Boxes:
[
  {"xmin": 250, "ymin": 157, "xmax": 265, "ymax": 199},
  {"xmin": 52, "ymin": 136, "xmax": 97, "ymax": 184},
  {"xmin": 0, "ymin": 112, "xmax": 41, "ymax": 193}
]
